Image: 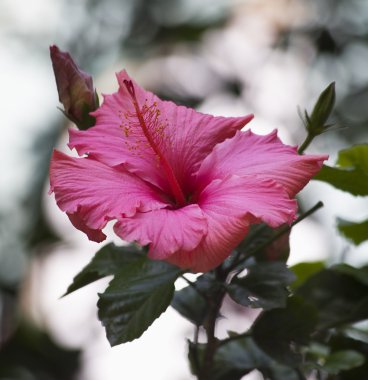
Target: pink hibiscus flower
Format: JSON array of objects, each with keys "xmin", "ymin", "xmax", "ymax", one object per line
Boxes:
[{"xmin": 50, "ymin": 70, "xmax": 327, "ymax": 272}]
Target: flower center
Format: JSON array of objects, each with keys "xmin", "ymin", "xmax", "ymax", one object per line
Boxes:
[{"xmin": 123, "ymin": 80, "xmax": 186, "ymax": 206}]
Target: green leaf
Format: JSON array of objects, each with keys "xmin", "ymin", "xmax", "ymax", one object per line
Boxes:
[
  {"xmin": 332, "ymin": 263, "xmax": 368, "ymax": 286},
  {"xmin": 211, "ymin": 337, "xmax": 268, "ymax": 380},
  {"xmin": 314, "ymin": 145, "xmax": 368, "ymax": 195},
  {"xmin": 64, "ymin": 243, "xmax": 143, "ymax": 296},
  {"xmin": 263, "ymin": 363, "xmax": 303, "ymax": 380},
  {"xmin": 97, "ymin": 257, "xmax": 182, "ymax": 346},
  {"xmin": 296, "ymin": 267, "xmax": 368, "ymax": 329},
  {"xmin": 188, "ymin": 337, "xmax": 302, "ymax": 380},
  {"xmin": 228, "ymin": 262, "xmax": 295, "ymax": 310},
  {"xmin": 171, "ymin": 273, "xmax": 219, "ymax": 326},
  {"xmin": 337, "ymin": 217, "xmax": 368, "ymax": 245},
  {"xmin": 252, "ymin": 297, "xmax": 318, "ymax": 366},
  {"xmin": 291, "ymin": 261, "xmax": 325, "ymax": 289},
  {"xmin": 323, "ymin": 350, "xmax": 365, "ymax": 374},
  {"xmin": 0, "ymin": 320, "xmax": 80, "ymax": 379},
  {"xmin": 325, "ymin": 334, "xmax": 368, "ymax": 379}
]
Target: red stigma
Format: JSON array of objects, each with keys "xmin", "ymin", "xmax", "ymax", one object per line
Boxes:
[{"xmin": 123, "ymin": 80, "xmax": 135, "ymax": 97}]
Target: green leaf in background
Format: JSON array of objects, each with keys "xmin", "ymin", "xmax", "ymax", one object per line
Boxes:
[
  {"xmin": 337, "ymin": 217, "xmax": 368, "ymax": 245},
  {"xmin": 296, "ymin": 267, "xmax": 368, "ymax": 329},
  {"xmin": 291, "ymin": 261, "xmax": 325, "ymax": 289},
  {"xmin": 171, "ymin": 273, "xmax": 219, "ymax": 326},
  {"xmin": 252, "ymin": 297, "xmax": 318, "ymax": 366},
  {"xmin": 332, "ymin": 263, "xmax": 368, "ymax": 286},
  {"xmin": 228, "ymin": 262, "xmax": 295, "ymax": 310},
  {"xmin": 212, "ymin": 337, "xmax": 267, "ymax": 380},
  {"xmin": 97, "ymin": 257, "xmax": 182, "ymax": 346},
  {"xmin": 324, "ymin": 334, "xmax": 368, "ymax": 379},
  {"xmin": 314, "ymin": 144, "xmax": 368, "ymax": 195},
  {"xmin": 64, "ymin": 243, "xmax": 143, "ymax": 296},
  {"xmin": 262, "ymin": 363, "xmax": 303, "ymax": 380},
  {"xmin": 0, "ymin": 320, "xmax": 80, "ymax": 380},
  {"xmin": 188, "ymin": 337, "xmax": 302, "ymax": 380},
  {"xmin": 323, "ymin": 350, "xmax": 365, "ymax": 374}
]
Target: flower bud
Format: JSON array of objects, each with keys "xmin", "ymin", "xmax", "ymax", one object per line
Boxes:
[
  {"xmin": 305, "ymin": 82, "xmax": 336, "ymax": 136},
  {"xmin": 50, "ymin": 45, "xmax": 99, "ymax": 130}
]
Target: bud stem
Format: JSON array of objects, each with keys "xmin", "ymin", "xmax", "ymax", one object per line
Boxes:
[{"xmin": 297, "ymin": 133, "xmax": 315, "ymax": 155}]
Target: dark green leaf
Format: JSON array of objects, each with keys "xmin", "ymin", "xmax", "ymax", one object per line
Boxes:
[
  {"xmin": 27, "ymin": 210, "xmax": 60, "ymax": 248},
  {"xmin": 333, "ymin": 264, "xmax": 368, "ymax": 286},
  {"xmin": 337, "ymin": 217, "xmax": 368, "ymax": 245},
  {"xmin": 326, "ymin": 334, "xmax": 368, "ymax": 379},
  {"xmin": 291, "ymin": 261, "xmax": 325, "ymax": 289},
  {"xmin": 0, "ymin": 320, "xmax": 80, "ymax": 380},
  {"xmin": 252, "ymin": 297, "xmax": 318, "ymax": 366},
  {"xmin": 296, "ymin": 267, "xmax": 368, "ymax": 329},
  {"xmin": 262, "ymin": 363, "xmax": 303, "ymax": 380},
  {"xmin": 64, "ymin": 243, "xmax": 143, "ymax": 296},
  {"xmin": 228, "ymin": 262, "xmax": 295, "ymax": 310},
  {"xmin": 171, "ymin": 273, "xmax": 219, "ymax": 326},
  {"xmin": 323, "ymin": 350, "xmax": 365, "ymax": 374},
  {"xmin": 314, "ymin": 145, "xmax": 368, "ymax": 195},
  {"xmin": 98, "ymin": 257, "xmax": 181, "ymax": 346},
  {"xmin": 188, "ymin": 337, "xmax": 301, "ymax": 380},
  {"xmin": 211, "ymin": 337, "xmax": 268, "ymax": 380}
]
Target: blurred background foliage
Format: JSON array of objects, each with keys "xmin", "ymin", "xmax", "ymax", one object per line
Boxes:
[{"xmin": 1, "ymin": 0, "xmax": 368, "ymax": 379}]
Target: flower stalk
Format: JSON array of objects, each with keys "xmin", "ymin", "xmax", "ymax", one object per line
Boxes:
[{"xmin": 197, "ymin": 268, "xmax": 227, "ymax": 380}]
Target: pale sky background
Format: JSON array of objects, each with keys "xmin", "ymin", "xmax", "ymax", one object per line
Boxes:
[{"xmin": 2, "ymin": 1, "xmax": 368, "ymax": 379}]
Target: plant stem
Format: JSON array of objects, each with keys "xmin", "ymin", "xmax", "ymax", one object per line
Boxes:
[
  {"xmin": 197, "ymin": 268, "xmax": 227, "ymax": 380},
  {"xmin": 191, "ymin": 326, "xmax": 201, "ymax": 376},
  {"xmin": 298, "ymin": 133, "xmax": 315, "ymax": 154}
]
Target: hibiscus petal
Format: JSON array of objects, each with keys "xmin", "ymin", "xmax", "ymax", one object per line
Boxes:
[
  {"xmin": 67, "ymin": 210, "xmax": 107, "ymax": 242},
  {"xmin": 114, "ymin": 205, "xmax": 208, "ymax": 260},
  {"xmin": 69, "ymin": 70, "xmax": 253, "ymax": 194},
  {"xmin": 50, "ymin": 150, "xmax": 167, "ymax": 241},
  {"xmin": 167, "ymin": 175, "xmax": 297, "ymax": 272},
  {"xmin": 196, "ymin": 130, "xmax": 328, "ymax": 197}
]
